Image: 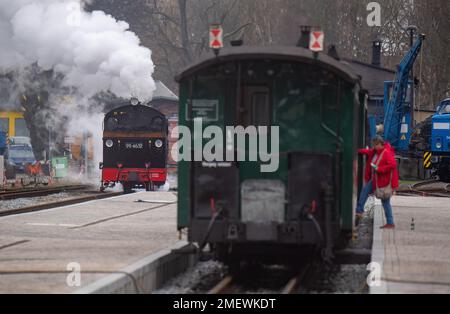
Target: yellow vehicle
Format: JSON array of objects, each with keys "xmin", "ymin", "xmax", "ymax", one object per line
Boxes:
[{"xmin": 0, "ymin": 111, "xmax": 29, "ymax": 137}]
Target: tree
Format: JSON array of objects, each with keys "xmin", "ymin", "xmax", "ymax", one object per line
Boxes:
[{"xmin": 87, "ymin": 0, "xmax": 449, "ymax": 106}]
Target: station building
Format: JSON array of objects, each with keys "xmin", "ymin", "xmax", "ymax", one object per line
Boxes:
[
  {"xmin": 0, "ymin": 111, "xmax": 29, "ymax": 138},
  {"xmin": 149, "ymin": 81, "xmax": 179, "ymax": 170},
  {"xmin": 0, "ymin": 76, "xmax": 29, "ymax": 138}
]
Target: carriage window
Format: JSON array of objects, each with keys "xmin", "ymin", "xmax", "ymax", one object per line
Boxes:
[
  {"xmin": 151, "ymin": 116, "xmax": 165, "ymax": 131},
  {"xmin": 439, "ymin": 103, "xmax": 450, "ymax": 114},
  {"xmin": 106, "ymin": 116, "xmax": 120, "ymax": 130},
  {"xmin": 241, "ymin": 86, "xmax": 271, "ymax": 127},
  {"xmin": 252, "ymin": 93, "xmax": 270, "ymax": 126},
  {"xmin": 105, "ymin": 110, "xmax": 166, "ymax": 132}
]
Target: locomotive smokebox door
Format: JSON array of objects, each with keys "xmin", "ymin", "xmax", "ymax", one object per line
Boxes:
[{"xmin": 288, "ymin": 153, "xmax": 335, "ymax": 224}]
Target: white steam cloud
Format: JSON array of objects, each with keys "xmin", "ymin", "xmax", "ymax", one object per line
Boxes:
[
  {"xmin": 0, "ymin": 0, "xmax": 155, "ymax": 101},
  {"xmin": 0, "ymin": 0, "xmax": 156, "ymax": 183}
]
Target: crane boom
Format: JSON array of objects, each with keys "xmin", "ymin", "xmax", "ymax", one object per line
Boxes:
[{"xmin": 383, "ymin": 34, "xmax": 425, "ymax": 152}]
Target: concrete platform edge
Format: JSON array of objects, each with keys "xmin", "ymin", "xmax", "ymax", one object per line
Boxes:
[
  {"xmin": 370, "ymin": 204, "xmax": 388, "ymax": 294},
  {"xmin": 73, "ymin": 241, "xmax": 197, "ymax": 294}
]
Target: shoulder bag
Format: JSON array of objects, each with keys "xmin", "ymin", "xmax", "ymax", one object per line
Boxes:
[{"xmin": 374, "ymin": 150, "xmax": 393, "ymax": 201}]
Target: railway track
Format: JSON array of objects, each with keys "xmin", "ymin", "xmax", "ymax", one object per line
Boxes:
[
  {"xmin": 0, "ymin": 185, "xmax": 89, "ymax": 200},
  {"xmin": 0, "ymin": 191, "xmax": 123, "ymax": 217},
  {"xmin": 208, "ymin": 263, "xmax": 313, "ymax": 294},
  {"xmin": 403, "ymin": 180, "xmax": 450, "ymax": 197},
  {"xmin": 445, "ymin": 184, "xmax": 450, "ymax": 193},
  {"xmin": 395, "ymin": 179, "xmax": 450, "ymax": 197}
]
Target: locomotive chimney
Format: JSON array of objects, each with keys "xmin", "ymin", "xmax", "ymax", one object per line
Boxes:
[
  {"xmin": 297, "ymin": 26, "xmax": 311, "ymax": 49},
  {"xmin": 372, "ymin": 38, "xmax": 382, "ymax": 67},
  {"xmin": 327, "ymin": 45, "xmax": 340, "ymax": 61}
]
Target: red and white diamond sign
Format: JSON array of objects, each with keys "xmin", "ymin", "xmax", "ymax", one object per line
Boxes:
[
  {"xmin": 309, "ymin": 31, "xmax": 325, "ymax": 52},
  {"xmin": 209, "ymin": 25, "xmax": 224, "ymax": 49}
]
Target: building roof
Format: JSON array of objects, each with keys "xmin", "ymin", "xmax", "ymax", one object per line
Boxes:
[
  {"xmin": 176, "ymin": 46, "xmax": 362, "ymax": 86},
  {"xmin": 152, "ymin": 80, "xmax": 178, "ymax": 102},
  {"xmin": 342, "ymin": 59, "xmax": 396, "ymax": 97}
]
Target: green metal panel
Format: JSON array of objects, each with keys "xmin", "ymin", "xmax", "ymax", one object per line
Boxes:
[
  {"xmin": 177, "ymin": 73, "xmax": 236, "ymax": 229},
  {"xmin": 339, "ymin": 88, "xmax": 360, "ymax": 231},
  {"xmin": 52, "ymin": 157, "xmax": 68, "ymax": 178},
  {"xmin": 177, "ymin": 82, "xmax": 191, "ymax": 229},
  {"xmin": 177, "ymin": 159, "xmax": 190, "ymax": 229},
  {"xmin": 357, "ymin": 93, "xmax": 368, "ymax": 213}
]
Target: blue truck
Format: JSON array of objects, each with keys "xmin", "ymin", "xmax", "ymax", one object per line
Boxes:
[
  {"xmin": 2, "ymin": 136, "xmax": 36, "ymax": 174},
  {"xmin": 429, "ymin": 99, "xmax": 450, "ymax": 181}
]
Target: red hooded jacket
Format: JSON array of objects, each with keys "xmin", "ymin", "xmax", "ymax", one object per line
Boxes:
[{"xmin": 358, "ymin": 143, "xmax": 399, "ymax": 191}]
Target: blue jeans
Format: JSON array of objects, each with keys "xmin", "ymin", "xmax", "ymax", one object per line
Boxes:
[{"xmin": 356, "ymin": 181, "xmax": 395, "ymax": 225}]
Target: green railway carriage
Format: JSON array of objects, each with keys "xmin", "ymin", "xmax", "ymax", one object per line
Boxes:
[{"xmin": 175, "ymin": 46, "xmax": 368, "ymax": 264}]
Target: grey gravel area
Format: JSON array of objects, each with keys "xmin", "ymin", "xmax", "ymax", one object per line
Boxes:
[
  {"xmin": 0, "ymin": 192, "xmax": 93, "ymax": 212},
  {"xmin": 309, "ymin": 264, "xmax": 368, "ymax": 294},
  {"xmin": 154, "ymin": 260, "xmax": 226, "ymax": 294}
]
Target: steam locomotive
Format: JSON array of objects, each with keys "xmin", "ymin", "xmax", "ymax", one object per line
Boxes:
[{"xmin": 100, "ymin": 99, "xmax": 169, "ymax": 193}]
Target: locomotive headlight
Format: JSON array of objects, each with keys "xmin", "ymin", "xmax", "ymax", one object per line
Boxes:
[
  {"xmin": 436, "ymin": 142, "xmax": 442, "ymax": 149},
  {"xmin": 130, "ymin": 97, "xmax": 139, "ymax": 106},
  {"xmin": 155, "ymin": 139, "xmax": 163, "ymax": 148},
  {"xmin": 106, "ymin": 140, "xmax": 114, "ymax": 148}
]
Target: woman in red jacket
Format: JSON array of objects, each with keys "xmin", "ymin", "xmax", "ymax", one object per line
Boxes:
[{"xmin": 356, "ymin": 136, "xmax": 399, "ymax": 229}]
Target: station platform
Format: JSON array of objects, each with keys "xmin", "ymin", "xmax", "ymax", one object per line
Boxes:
[
  {"xmin": 371, "ymin": 195, "xmax": 450, "ymax": 294},
  {"xmin": 0, "ymin": 191, "xmax": 187, "ymax": 293}
]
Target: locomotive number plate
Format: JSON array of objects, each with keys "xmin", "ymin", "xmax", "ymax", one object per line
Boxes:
[{"xmin": 125, "ymin": 143, "xmax": 144, "ymax": 149}]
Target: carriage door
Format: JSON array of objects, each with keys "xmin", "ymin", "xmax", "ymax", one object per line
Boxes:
[
  {"xmin": 239, "ymin": 85, "xmax": 285, "ymax": 238},
  {"xmin": 240, "ymin": 86, "xmax": 271, "ymax": 127}
]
